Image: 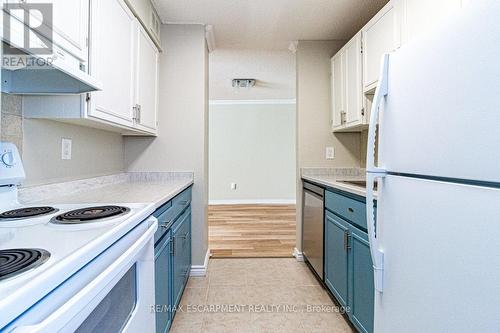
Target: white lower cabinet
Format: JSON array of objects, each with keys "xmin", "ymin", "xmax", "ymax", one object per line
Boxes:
[{"xmin": 23, "ymin": 0, "xmax": 159, "ymax": 136}]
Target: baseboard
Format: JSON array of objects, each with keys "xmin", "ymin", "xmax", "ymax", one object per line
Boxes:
[
  {"xmin": 293, "ymin": 248, "xmax": 304, "ymax": 262},
  {"xmin": 190, "ymin": 249, "xmax": 211, "ymax": 277},
  {"xmin": 209, "ymin": 199, "xmax": 296, "ymax": 205}
]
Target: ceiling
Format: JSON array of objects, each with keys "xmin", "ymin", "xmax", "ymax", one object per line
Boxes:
[{"xmin": 153, "ymin": 0, "xmax": 389, "ymax": 50}]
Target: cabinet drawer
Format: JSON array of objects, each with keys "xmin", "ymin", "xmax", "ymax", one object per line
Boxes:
[
  {"xmin": 325, "ymin": 190, "xmax": 367, "ymax": 230},
  {"xmin": 153, "ymin": 201, "xmax": 173, "ymax": 244},
  {"xmin": 173, "ymin": 187, "xmax": 192, "ymax": 208}
]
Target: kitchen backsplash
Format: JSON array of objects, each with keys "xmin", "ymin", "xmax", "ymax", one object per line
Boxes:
[
  {"xmin": 1, "ymin": 93, "xmax": 125, "ymax": 186},
  {"xmin": 1, "ymin": 93, "xmax": 23, "ymax": 154}
]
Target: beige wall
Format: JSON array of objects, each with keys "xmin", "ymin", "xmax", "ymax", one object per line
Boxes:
[
  {"xmin": 23, "ymin": 119, "xmax": 124, "ymax": 186},
  {"xmin": 1, "ymin": 93, "xmax": 125, "ymax": 187},
  {"xmin": 295, "ymin": 40, "xmax": 362, "ymax": 252},
  {"xmin": 209, "ymin": 102, "xmax": 296, "ymax": 203},
  {"xmin": 124, "ymin": 24, "xmax": 209, "ymax": 266},
  {"xmin": 209, "ymin": 49, "xmax": 296, "ymax": 100}
]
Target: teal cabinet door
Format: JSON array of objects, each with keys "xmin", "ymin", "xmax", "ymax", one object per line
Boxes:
[
  {"xmin": 324, "ymin": 210, "xmax": 349, "ymax": 307},
  {"xmin": 154, "ymin": 232, "xmax": 172, "ymax": 333},
  {"xmin": 348, "ymin": 225, "xmax": 374, "ymax": 333},
  {"xmin": 172, "ymin": 209, "xmax": 191, "ymax": 308}
]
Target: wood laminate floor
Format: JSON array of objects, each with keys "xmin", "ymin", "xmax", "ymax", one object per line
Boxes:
[{"xmin": 208, "ymin": 205, "xmax": 297, "ymax": 258}]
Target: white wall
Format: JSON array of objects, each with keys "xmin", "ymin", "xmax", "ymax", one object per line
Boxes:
[
  {"xmin": 209, "ymin": 49, "xmax": 295, "ymax": 100},
  {"xmin": 209, "ymin": 102, "xmax": 296, "ymax": 204},
  {"xmin": 295, "ymin": 40, "xmax": 362, "ymax": 252},
  {"xmin": 124, "ymin": 24, "xmax": 209, "ymax": 266}
]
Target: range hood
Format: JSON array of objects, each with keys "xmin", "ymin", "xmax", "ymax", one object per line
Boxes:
[
  {"xmin": 1, "ymin": 52, "xmax": 103, "ymax": 94},
  {"xmin": 1, "ymin": 8, "xmax": 102, "ymax": 95}
]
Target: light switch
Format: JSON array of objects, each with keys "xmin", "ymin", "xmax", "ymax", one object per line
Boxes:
[
  {"xmin": 61, "ymin": 138, "xmax": 72, "ymax": 160},
  {"xmin": 230, "ymin": 183, "xmax": 237, "ymax": 190},
  {"xmin": 326, "ymin": 147, "xmax": 335, "ymax": 160}
]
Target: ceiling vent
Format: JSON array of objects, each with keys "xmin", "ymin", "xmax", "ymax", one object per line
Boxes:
[{"xmin": 232, "ymin": 79, "xmax": 256, "ymax": 88}]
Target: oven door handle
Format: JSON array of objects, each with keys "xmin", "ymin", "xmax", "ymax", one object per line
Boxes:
[{"xmin": 11, "ymin": 217, "xmax": 158, "ymax": 333}]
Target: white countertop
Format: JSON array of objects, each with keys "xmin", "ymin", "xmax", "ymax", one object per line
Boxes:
[
  {"xmin": 1, "ymin": 172, "xmax": 193, "ymax": 329},
  {"xmin": 301, "ymin": 174, "xmax": 378, "ymax": 198},
  {"xmin": 19, "ymin": 172, "xmax": 194, "ymax": 211}
]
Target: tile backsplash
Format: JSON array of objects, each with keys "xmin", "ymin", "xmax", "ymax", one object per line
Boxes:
[{"xmin": 1, "ymin": 93, "xmax": 23, "ymax": 154}]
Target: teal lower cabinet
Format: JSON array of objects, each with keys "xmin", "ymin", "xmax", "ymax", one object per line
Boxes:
[
  {"xmin": 324, "ymin": 189, "xmax": 374, "ymax": 333},
  {"xmin": 153, "ymin": 186, "xmax": 192, "ymax": 333},
  {"xmin": 348, "ymin": 226, "xmax": 374, "ymax": 333},
  {"xmin": 325, "ymin": 210, "xmax": 349, "ymax": 307},
  {"xmin": 172, "ymin": 208, "xmax": 192, "ymax": 308},
  {"xmin": 154, "ymin": 231, "xmax": 172, "ymax": 333}
]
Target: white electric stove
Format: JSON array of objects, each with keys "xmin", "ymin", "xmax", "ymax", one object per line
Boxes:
[{"xmin": 0, "ymin": 142, "xmax": 157, "ymax": 332}]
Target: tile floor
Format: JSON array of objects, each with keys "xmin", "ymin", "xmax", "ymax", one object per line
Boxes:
[{"xmin": 170, "ymin": 258, "xmax": 355, "ymax": 333}]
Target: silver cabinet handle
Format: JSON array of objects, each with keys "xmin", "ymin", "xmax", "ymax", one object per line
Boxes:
[
  {"xmin": 133, "ymin": 104, "xmax": 142, "ymax": 123},
  {"xmin": 343, "ymin": 230, "xmax": 351, "ymax": 251}
]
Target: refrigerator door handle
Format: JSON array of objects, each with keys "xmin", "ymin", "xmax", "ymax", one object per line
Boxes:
[
  {"xmin": 367, "ymin": 53, "xmax": 389, "ymax": 174},
  {"xmin": 367, "ymin": 172, "xmax": 385, "ymax": 293},
  {"xmin": 366, "ymin": 53, "xmax": 390, "ymax": 293}
]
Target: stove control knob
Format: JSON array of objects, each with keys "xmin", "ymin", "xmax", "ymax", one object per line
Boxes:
[{"xmin": 1, "ymin": 151, "xmax": 15, "ymax": 167}]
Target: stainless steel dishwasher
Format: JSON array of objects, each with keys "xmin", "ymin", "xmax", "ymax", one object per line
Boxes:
[{"xmin": 302, "ymin": 181, "xmax": 324, "ymax": 279}]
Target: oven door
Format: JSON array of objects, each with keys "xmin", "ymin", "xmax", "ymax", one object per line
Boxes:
[{"xmin": 6, "ymin": 217, "xmax": 157, "ymax": 333}]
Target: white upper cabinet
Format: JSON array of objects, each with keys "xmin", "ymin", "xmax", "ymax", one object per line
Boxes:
[
  {"xmin": 331, "ymin": 52, "xmax": 344, "ymax": 130},
  {"xmin": 48, "ymin": 0, "xmax": 90, "ymax": 62},
  {"xmin": 344, "ymin": 33, "xmax": 364, "ymax": 127},
  {"xmin": 9, "ymin": 0, "xmax": 90, "ymax": 63},
  {"xmin": 23, "ymin": 0, "xmax": 160, "ymax": 135},
  {"xmin": 134, "ymin": 24, "xmax": 159, "ymax": 133},
  {"xmin": 361, "ymin": 0, "xmax": 402, "ymax": 93},
  {"xmin": 89, "ymin": 0, "xmax": 137, "ymax": 128},
  {"xmin": 126, "ymin": 0, "xmax": 162, "ymax": 48},
  {"xmin": 331, "ymin": 32, "xmax": 365, "ymax": 132},
  {"xmin": 402, "ymin": 0, "xmax": 462, "ymax": 44}
]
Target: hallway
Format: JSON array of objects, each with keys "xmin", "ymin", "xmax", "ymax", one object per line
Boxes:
[{"xmin": 208, "ymin": 205, "xmax": 296, "ymax": 258}]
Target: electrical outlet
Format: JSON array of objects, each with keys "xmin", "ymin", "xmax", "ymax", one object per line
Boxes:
[
  {"xmin": 230, "ymin": 183, "xmax": 237, "ymax": 190},
  {"xmin": 61, "ymin": 138, "xmax": 72, "ymax": 160},
  {"xmin": 326, "ymin": 147, "xmax": 335, "ymax": 160}
]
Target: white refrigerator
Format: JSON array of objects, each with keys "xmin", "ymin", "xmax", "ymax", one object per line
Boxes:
[{"xmin": 365, "ymin": 1, "xmax": 500, "ymax": 332}]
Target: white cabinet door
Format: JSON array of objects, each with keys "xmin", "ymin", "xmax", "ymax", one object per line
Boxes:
[
  {"xmin": 362, "ymin": 0, "xmax": 402, "ymax": 92},
  {"xmin": 331, "ymin": 52, "xmax": 344, "ymax": 131},
  {"xmin": 402, "ymin": 0, "xmax": 461, "ymax": 44},
  {"xmin": 89, "ymin": 0, "xmax": 136, "ymax": 128},
  {"xmin": 135, "ymin": 25, "xmax": 159, "ymax": 133},
  {"xmin": 11, "ymin": 0, "xmax": 89, "ymax": 62},
  {"xmin": 344, "ymin": 32, "xmax": 363, "ymax": 126},
  {"xmin": 126, "ymin": 0, "xmax": 161, "ymax": 46}
]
